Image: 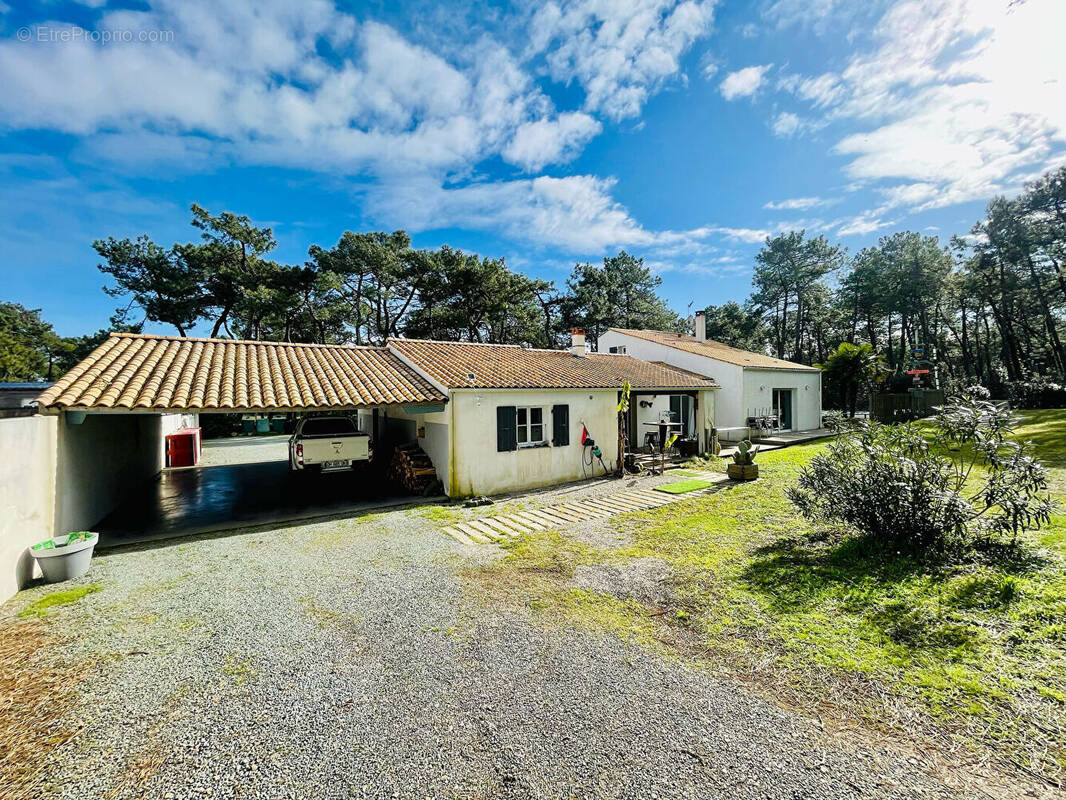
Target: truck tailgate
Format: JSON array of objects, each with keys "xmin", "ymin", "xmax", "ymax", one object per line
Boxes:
[{"xmin": 300, "ymin": 434, "xmax": 369, "ymax": 464}]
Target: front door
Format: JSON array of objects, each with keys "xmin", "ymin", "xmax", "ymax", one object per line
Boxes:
[{"xmin": 772, "ymin": 389, "xmax": 793, "ymax": 430}]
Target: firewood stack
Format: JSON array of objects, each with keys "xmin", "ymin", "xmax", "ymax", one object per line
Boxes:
[{"xmin": 389, "ymin": 442, "xmax": 439, "ymax": 494}]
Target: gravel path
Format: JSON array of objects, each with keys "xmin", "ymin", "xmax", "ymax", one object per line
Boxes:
[
  {"xmin": 198, "ymin": 435, "xmax": 289, "ymax": 468},
  {"xmin": 6, "ymin": 500, "xmax": 971, "ymax": 800}
]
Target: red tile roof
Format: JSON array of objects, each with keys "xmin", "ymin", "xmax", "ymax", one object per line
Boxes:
[
  {"xmin": 608, "ymin": 328, "xmax": 819, "ymax": 371},
  {"xmin": 37, "ymin": 333, "xmax": 447, "ymax": 412},
  {"xmin": 388, "ymin": 338, "xmax": 719, "ymax": 390}
]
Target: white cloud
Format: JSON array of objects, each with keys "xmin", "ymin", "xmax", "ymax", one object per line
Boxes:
[
  {"xmin": 0, "ymin": 0, "xmax": 650, "ymax": 182},
  {"xmin": 770, "ymin": 111, "xmax": 801, "ymax": 136},
  {"xmin": 719, "ymin": 64, "xmax": 772, "ymax": 100},
  {"xmin": 0, "ymin": 0, "xmax": 742, "ymax": 275},
  {"xmin": 502, "ymin": 112, "xmax": 602, "ymax": 171},
  {"xmin": 795, "ymin": 73, "xmax": 842, "ymax": 107},
  {"xmin": 530, "ymin": 0, "xmax": 716, "ymax": 120},
  {"xmin": 650, "ymin": 256, "xmax": 750, "ymax": 278},
  {"xmin": 783, "ymin": 0, "xmax": 1066, "ymax": 213},
  {"xmin": 763, "ymin": 196, "xmax": 833, "ymax": 211},
  {"xmin": 836, "ymin": 213, "xmax": 893, "ymax": 237},
  {"xmin": 699, "ymin": 225, "xmax": 771, "ymax": 243},
  {"xmin": 762, "ymin": 0, "xmax": 845, "ymax": 27},
  {"xmin": 367, "ymin": 175, "xmax": 652, "ymax": 250},
  {"xmin": 366, "ymin": 174, "xmax": 767, "ymax": 257}
]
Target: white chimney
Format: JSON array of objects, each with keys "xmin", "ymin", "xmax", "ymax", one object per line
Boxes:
[
  {"xmin": 695, "ymin": 310, "xmax": 706, "ymax": 343},
  {"xmin": 570, "ymin": 328, "xmax": 586, "ymax": 356}
]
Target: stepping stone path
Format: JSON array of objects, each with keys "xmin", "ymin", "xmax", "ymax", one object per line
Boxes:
[{"xmin": 441, "ymin": 474, "xmax": 730, "ymax": 545}]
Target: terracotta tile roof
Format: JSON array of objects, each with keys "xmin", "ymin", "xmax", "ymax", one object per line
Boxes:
[
  {"xmin": 608, "ymin": 328, "xmax": 819, "ymax": 371},
  {"xmin": 37, "ymin": 333, "xmax": 447, "ymax": 412},
  {"xmin": 388, "ymin": 338, "xmax": 719, "ymax": 390}
]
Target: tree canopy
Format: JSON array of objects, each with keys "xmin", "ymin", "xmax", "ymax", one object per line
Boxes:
[{"xmin": 21, "ymin": 163, "xmax": 1065, "ymax": 407}]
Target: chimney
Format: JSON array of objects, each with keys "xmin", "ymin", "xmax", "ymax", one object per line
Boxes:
[
  {"xmin": 570, "ymin": 328, "xmax": 586, "ymax": 357},
  {"xmin": 695, "ymin": 310, "xmax": 706, "ymax": 343}
]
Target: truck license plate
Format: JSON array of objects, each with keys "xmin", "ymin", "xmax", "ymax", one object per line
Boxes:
[{"xmin": 323, "ymin": 460, "xmax": 350, "ymax": 469}]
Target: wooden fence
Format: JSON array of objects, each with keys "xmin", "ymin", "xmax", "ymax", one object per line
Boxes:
[{"xmin": 869, "ymin": 390, "xmax": 946, "ymax": 423}]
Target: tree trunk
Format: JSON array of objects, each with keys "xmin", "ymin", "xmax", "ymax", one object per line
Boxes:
[
  {"xmin": 210, "ymin": 305, "xmax": 232, "ymax": 339},
  {"xmin": 1024, "ymin": 254, "xmax": 1066, "ymax": 375}
]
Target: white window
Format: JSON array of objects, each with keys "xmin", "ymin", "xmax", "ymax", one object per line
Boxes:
[
  {"xmin": 609, "ymin": 345, "xmax": 626, "ymax": 354},
  {"xmin": 516, "ymin": 407, "xmax": 545, "ymax": 446}
]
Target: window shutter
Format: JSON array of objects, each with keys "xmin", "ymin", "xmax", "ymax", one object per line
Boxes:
[
  {"xmin": 496, "ymin": 406, "xmax": 517, "ymax": 452},
  {"xmin": 552, "ymin": 404, "xmax": 569, "ymax": 446}
]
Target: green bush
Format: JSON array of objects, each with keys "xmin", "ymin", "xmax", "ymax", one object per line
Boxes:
[
  {"xmin": 787, "ymin": 394, "xmax": 1054, "ymax": 553},
  {"xmin": 1004, "ymin": 377, "xmax": 1066, "ymax": 409}
]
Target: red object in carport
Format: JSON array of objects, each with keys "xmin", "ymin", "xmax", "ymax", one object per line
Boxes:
[
  {"xmin": 166, "ymin": 429, "xmax": 200, "ymax": 468},
  {"xmin": 177, "ymin": 426, "xmax": 202, "ymax": 462}
]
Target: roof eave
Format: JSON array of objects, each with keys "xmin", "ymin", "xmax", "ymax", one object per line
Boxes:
[
  {"xmin": 740, "ymin": 365, "xmax": 820, "ymax": 373},
  {"xmin": 39, "ymin": 399, "xmax": 448, "ymax": 414}
]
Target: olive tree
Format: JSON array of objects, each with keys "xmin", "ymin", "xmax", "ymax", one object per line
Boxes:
[{"xmin": 787, "ymin": 392, "xmax": 1053, "ymax": 552}]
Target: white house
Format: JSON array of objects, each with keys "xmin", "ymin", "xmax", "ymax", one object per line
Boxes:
[
  {"xmin": 1, "ymin": 329, "xmax": 718, "ymax": 601},
  {"xmin": 598, "ymin": 311, "xmax": 822, "ymax": 439}
]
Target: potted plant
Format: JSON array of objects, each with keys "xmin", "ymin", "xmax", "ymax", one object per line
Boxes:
[
  {"xmin": 727, "ymin": 440, "xmax": 759, "ymax": 481},
  {"xmin": 30, "ymin": 531, "xmax": 98, "ymax": 583}
]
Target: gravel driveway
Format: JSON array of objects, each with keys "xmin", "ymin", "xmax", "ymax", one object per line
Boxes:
[{"xmin": 6, "ymin": 501, "xmax": 970, "ymax": 800}]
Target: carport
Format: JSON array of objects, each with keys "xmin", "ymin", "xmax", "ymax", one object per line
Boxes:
[{"xmin": 36, "ymin": 333, "xmax": 448, "ymax": 546}]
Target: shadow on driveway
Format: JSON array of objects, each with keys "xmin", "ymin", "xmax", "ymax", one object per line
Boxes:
[{"xmin": 96, "ymin": 460, "xmax": 435, "ymax": 548}]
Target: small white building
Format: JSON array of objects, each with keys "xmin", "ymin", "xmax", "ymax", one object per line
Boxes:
[
  {"xmin": 599, "ymin": 312, "xmax": 822, "ymax": 439},
  {"xmin": 387, "ymin": 332, "xmax": 719, "ymax": 497}
]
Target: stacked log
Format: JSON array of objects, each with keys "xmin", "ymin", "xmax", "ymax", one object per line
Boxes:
[{"xmin": 389, "ymin": 442, "xmax": 439, "ymax": 494}]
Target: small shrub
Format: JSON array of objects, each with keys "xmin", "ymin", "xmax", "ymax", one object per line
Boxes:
[
  {"xmin": 1004, "ymin": 377, "xmax": 1066, "ymax": 409},
  {"xmin": 787, "ymin": 393, "xmax": 1054, "ymax": 554}
]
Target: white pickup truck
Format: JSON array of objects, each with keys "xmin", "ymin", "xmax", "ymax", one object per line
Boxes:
[{"xmin": 289, "ymin": 416, "xmax": 372, "ymax": 473}]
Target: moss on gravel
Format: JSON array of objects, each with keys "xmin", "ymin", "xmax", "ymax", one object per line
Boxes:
[{"xmin": 19, "ymin": 583, "xmax": 100, "ymax": 618}]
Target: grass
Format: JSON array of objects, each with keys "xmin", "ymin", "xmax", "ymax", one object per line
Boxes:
[
  {"xmin": 653, "ymin": 479, "xmax": 714, "ymax": 494},
  {"xmin": 221, "ymin": 655, "xmax": 259, "ymax": 686},
  {"xmin": 469, "ymin": 410, "xmax": 1066, "ymax": 788},
  {"xmin": 0, "ymin": 620, "xmax": 87, "ymax": 797},
  {"xmin": 18, "ymin": 583, "xmax": 100, "ymax": 619}
]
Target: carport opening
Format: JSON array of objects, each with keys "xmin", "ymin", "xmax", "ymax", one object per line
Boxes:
[{"xmin": 96, "ymin": 407, "xmax": 443, "ymax": 548}]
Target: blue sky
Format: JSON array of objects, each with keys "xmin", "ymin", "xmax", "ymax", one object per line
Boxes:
[{"xmin": 0, "ymin": 0, "xmax": 1063, "ymax": 337}]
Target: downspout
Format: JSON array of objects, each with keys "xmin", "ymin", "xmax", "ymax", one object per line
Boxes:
[{"xmin": 448, "ymin": 391, "xmax": 458, "ymax": 498}]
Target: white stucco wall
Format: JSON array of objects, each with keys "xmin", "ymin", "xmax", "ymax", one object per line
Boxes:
[
  {"xmin": 633, "ymin": 393, "xmax": 673, "ymax": 448},
  {"xmin": 55, "ymin": 412, "xmax": 163, "ymax": 536},
  {"xmin": 599, "ymin": 331, "xmax": 743, "ymax": 431},
  {"xmin": 448, "ymin": 389, "xmax": 618, "ymax": 497},
  {"xmin": 0, "ymin": 415, "xmax": 58, "ymax": 601},
  {"xmin": 741, "ymin": 369, "xmax": 822, "ymax": 432},
  {"xmin": 0, "ymin": 411, "xmax": 169, "ymax": 603}
]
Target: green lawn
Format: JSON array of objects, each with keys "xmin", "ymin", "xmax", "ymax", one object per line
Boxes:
[
  {"xmin": 653, "ymin": 478, "xmax": 715, "ymax": 494},
  {"xmin": 469, "ymin": 410, "xmax": 1066, "ymax": 785}
]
